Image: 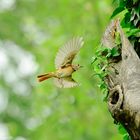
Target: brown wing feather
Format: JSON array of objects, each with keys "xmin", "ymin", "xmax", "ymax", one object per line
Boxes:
[{"xmin": 55, "ymin": 37, "xmax": 84, "ymax": 68}]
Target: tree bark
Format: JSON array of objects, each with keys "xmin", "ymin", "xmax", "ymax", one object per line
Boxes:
[{"xmin": 102, "ymin": 20, "xmax": 140, "ymax": 140}]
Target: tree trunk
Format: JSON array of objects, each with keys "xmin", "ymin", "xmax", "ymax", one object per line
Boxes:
[{"xmin": 102, "ymin": 20, "xmax": 140, "ymax": 140}]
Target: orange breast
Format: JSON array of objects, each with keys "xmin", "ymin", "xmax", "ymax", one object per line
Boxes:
[{"xmin": 56, "ymin": 66, "xmax": 74, "ymax": 78}]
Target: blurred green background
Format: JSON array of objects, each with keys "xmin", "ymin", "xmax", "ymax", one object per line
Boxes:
[{"xmin": 0, "ymin": 0, "xmax": 123, "ymax": 140}]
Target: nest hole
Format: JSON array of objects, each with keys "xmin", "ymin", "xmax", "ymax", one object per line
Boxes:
[{"xmin": 110, "ymin": 91, "xmax": 119, "ymax": 105}]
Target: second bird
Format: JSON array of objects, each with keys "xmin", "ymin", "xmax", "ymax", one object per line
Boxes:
[{"xmin": 37, "ymin": 37, "xmax": 84, "ymax": 88}]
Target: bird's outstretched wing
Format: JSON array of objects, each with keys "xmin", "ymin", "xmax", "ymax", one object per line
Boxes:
[
  {"xmin": 55, "ymin": 37, "xmax": 84, "ymax": 69},
  {"xmin": 54, "ymin": 77, "xmax": 79, "ymax": 88}
]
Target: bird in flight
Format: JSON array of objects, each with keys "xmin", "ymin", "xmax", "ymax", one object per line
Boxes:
[{"xmin": 37, "ymin": 37, "xmax": 84, "ymax": 88}]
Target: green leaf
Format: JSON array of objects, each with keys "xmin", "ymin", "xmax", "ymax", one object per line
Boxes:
[
  {"xmin": 123, "ymin": 134, "xmax": 130, "ymax": 140},
  {"xmin": 118, "ymin": 124, "xmax": 127, "ymax": 135},
  {"xmin": 111, "ymin": 48, "xmax": 120, "ymax": 57},
  {"xmin": 121, "ymin": 20, "xmax": 131, "ymax": 28},
  {"xmin": 126, "ymin": 29, "xmax": 140, "ymax": 37},
  {"xmin": 93, "ymin": 65, "xmax": 102, "ymax": 73},
  {"xmin": 97, "ymin": 72, "xmax": 107, "ymax": 80},
  {"xmin": 98, "ymin": 82, "xmax": 107, "ymax": 90},
  {"xmin": 102, "ymin": 48, "xmax": 111, "ymax": 57},
  {"xmin": 91, "ymin": 56, "xmax": 97, "ymax": 64},
  {"xmin": 124, "ymin": 12, "xmax": 131, "ymax": 23},
  {"xmin": 111, "ymin": 7, "xmax": 125, "ymax": 18},
  {"xmin": 106, "ymin": 52, "xmax": 112, "ymax": 57}
]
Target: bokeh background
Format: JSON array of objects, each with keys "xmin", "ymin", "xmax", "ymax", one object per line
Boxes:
[{"xmin": 0, "ymin": 0, "xmax": 123, "ymax": 140}]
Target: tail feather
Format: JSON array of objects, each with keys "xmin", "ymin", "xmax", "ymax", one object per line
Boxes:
[
  {"xmin": 37, "ymin": 73, "xmax": 54, "ymax": 82},
  {"xmin": 37, "ymin": 74, "xmax": 48, "ymax": 78},
  {"xmin": 38, "ymin": 75, "xmax": 50, "ymax": 82}
]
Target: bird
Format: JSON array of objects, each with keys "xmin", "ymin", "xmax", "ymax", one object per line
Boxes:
[{"xmin": 37, "ymin": 37, "xmax": 84, "ymax": 88}]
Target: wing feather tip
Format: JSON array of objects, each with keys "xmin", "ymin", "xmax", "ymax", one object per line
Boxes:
[{"xmin": 55, "ymin": 36, "xmax": 84, "ymax": 68}]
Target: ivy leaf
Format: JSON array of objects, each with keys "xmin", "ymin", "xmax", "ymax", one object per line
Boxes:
[
  {"xmin": 126, "ymin": 29, "xmax": 140, "ymax": 37},
  {"xmin": 91, "ymin": 56, "xmax": 97, "ymax": 64},
  {"xmin": 102, "ymin": 48, "xmax": 111, "ymax": 57},
  {"xmin": 124, "ymin": 12, "xmax": 131, "ymax": 23},
  {"xmin": 118, "ymin": 124, "xmax": 127, "ymax": 135},
  {"xmin": 93, "ymin": 65, "xmax": 102, "ymax": 74},
  {"xmin": 111, "ymin": 48, "xmax": 120, "ymax": 57},
  {"xmin": 111, "ymin": 7, "xmax": 125, "ymax": 19},
  {"xmin": 123, "ymin": 134, "xmax": 130, "ymax": 140},
  {"xmin": 98, "ymin": 82, "xmax": 107, "ymax": 90},
  {"xmin": 106, "ymin": 52, "xmax": 112, "ymax": 57},
  {"xmin": 121, "ymin": 17, "xmax": 131, "ymax": 28}
]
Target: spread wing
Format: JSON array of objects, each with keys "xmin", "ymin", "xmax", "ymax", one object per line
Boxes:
[
  {"xmin": 54, "ymin": 77, "xmax": 79, "ymax": 88},
  {"xmin": 55, "ymin": 37, "xmax": 84, "ymax": 69}
]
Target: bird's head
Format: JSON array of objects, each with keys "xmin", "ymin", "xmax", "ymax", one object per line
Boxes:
[{"xmin": 72, "ymin": 64, "xmax": 83, "ymax": 71}]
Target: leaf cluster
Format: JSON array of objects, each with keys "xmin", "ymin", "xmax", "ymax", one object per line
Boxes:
[
  {"xmin": 91, "ymin": 46, "xmax": 120, "ymax": 101},
  {"xmin": 118, "ymin": 124, "xmax": 130, "ymax": 140},
  {"xmin": 111, "ymin": 0, "xmax": 140, "ymax": 56}
]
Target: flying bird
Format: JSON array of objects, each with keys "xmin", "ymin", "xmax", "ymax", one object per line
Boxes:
[{"xmin": 37, "ymin": 37, "xmax": 84, "ymax": 88}]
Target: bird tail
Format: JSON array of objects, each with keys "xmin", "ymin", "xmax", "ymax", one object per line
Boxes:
[{"xmin": 37, "ymin": 72, "xmax": 54, "ymax": 82}]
